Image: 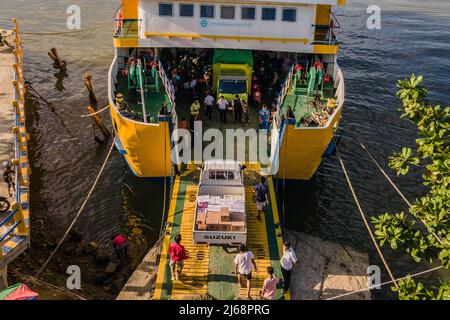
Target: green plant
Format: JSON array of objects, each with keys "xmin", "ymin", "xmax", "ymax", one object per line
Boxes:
[{"xmin": 371, "ymin": 75, "xmax": 450, "ymax": 299}]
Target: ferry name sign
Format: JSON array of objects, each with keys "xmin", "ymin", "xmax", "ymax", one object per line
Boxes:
[{"xmin": 200, "ymin": 19, "xmax": 253, "ymax": 29}]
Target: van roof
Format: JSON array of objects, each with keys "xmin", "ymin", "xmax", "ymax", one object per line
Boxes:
[{"xmin": 203, "ymin": 160, "xmax": 243, "ymax": 171}]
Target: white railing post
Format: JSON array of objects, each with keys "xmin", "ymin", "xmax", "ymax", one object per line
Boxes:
[{"xmin": 137, "ymin": 61, "xmax": 148, "ymax": 123}]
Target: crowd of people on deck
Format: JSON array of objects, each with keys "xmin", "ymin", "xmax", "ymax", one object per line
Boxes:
[
  {"xmin": 114, "ymin": 49, "xmax": 335, "ymax": 129},
  {"xmin": 159, "ymin": 49, "xmax": 301, "ymax": 133},
  {"xmin": 115, "ymin": 48, "xmax": 335, "ymax": 130}
]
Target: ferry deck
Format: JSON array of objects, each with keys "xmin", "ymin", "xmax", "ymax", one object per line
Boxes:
[{"xmin": 153, "ymin": 163, "xmax": 287, "ymax": 300}]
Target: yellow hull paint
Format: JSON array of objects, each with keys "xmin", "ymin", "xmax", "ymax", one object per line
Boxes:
[
  {"xmin": 279, "ymin": 108, "xmax": 342, "ymax": 180},
  {"xmin": 313, "ymin": 44, "xmax": 339, "ymax": 54},
  {"xmin": 114, "ymin": 38, "xmax": 139, "ymax": 48},
  {"xmin": 110, "ymin": 105, "xmax": 171, "ymax": 177}
]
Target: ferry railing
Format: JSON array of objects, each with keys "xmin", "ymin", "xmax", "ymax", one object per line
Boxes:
[
  {"xmin": 155, "ymin": 61, "xmax": 178, "ymax": 189},
  {"xmin": 266, "ymin": 63, "xmax": 345, "ymax": 174},
  {"xmin": 0, "ymin": 19, "xmax": 29, "ymax": 258},
  {"xmin": 113, "ymin": 19, "xmax": 142, "ymax": 39},
  {"xmin": 276, "ymin": 65, "xmax": 295, "ymax": 115},
  {"xmin": 264, "ymin": 66, "xmax": 295, "ymax": 175},
  {"xmin": 156, "ymin": 60, "xmax": 177, "ymax": 114},
  {"xmin": 312, "ymin": 26, "xmax": 338, "ymax": 45}
]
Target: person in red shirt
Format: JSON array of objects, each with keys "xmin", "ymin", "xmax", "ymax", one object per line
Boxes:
[
  {"xmin": 111, "ymin": 234, "xmax": 128, "ymax": 257},
  {"xmin": 115, "ymin": 9, "xmax": 123, "ymax": 36},
  {"xmin": 314, "ymin": 59, "xmax": 324, "ymax": 71},
  {"xmin": 253, "ymin": 88, "xmax": 262, "ymax": 109},
  {"xmin": 168, "ymin": 234, "xmax": 188, "ymax": 281}
]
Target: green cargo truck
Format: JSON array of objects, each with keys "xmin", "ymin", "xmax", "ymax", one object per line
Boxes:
[{"xmin": 212, "ymin": 49, "xmax": 253, "ymax": 106}]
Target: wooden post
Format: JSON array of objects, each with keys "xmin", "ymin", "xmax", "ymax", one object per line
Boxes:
[
  {"xmin": 86, "ymin": 106, "xmax": 111, "ymax": 142},
  {"xmin": 48, "ymin": 48, "xmax": 67, "ymax": 71},
  {"xmin": 84, "ymin": 71, "xmax": 98, "ymax": 109}
]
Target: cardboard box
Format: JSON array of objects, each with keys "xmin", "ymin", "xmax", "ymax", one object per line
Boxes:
[
  {"xmin": 231, "ymin": 225, "xmax": 245, "ymax": 232},
  {"xmin": 217, "ymin": 223, "xmax": 232, "ymax": 231},
  {"xmin": 206, "ymin": 224, "xmax": 222, "ymax": 231},
  {"xmin": 206, "ymin": 211, "xmax": 220, "ymax": 225},
  {"xmin": 220, "ymin": 206, "xmax": 230, "ymax": 222},
  {"xmin": 231, "ymin": 221, "xmax": 245, "ymax": 232}
]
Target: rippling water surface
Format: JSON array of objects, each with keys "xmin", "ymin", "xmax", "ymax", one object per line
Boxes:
[{"xmin": 1, "ymin": 0, "xmax": 449, "ymax": 299}]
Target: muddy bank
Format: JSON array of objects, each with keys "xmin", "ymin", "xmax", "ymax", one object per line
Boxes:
[{"xmin": 8, "ymin": 226, "xmax": 142, "ymax": 300}]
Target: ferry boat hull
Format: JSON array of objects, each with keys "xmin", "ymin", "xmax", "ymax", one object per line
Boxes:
[{"xmin": 109, "ymin": 0, "xmax": 345, "ymax": 180}]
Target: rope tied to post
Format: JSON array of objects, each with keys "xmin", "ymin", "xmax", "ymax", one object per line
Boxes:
[{"xmin": 33, "ymin": 137, "xmax": 116, "ymax": 280}]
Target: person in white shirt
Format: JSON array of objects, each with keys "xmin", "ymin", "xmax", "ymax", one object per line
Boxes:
[
  {"xmin": 204, "ymin": 92, "xmax": 215, "ymax": 120},
  {"xmin": 234, "ymin": 244, "xmax": 257, "ymax": 299},
  {"xmin": 217, "ymin": 95, "xmax": 229, "ymax": 123},
  {"xmin": 280, "ymin": 241, "xmax": 298, "ymax": 294}
]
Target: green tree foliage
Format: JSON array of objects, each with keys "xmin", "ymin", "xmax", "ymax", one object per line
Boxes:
[{"xmin": 371, "ymin": 75, "xmax": 450, "ymax": 299}]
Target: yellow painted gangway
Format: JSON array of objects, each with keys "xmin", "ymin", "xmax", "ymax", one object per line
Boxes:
[{"xmin": 153, "ymin": 164, "xmax": 289, "ymax": 300}]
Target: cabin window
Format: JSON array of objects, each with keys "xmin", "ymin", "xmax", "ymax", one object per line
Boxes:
[
  {"xmin": 159, "ymin": 3, "xmax": 173, "ymax": 16},
  {"xmin": 221, "ymin": 6, "xmax": 235, "ymax": 19},
  {"xmin": 210, "ymin": 171, "xmax": 235, "ymax": 180},
  {"xmin": 200, "ymin": 5, "xmax": 215, "ymax": 18},
  {"xmin": 179, "ymin": 4, "xmax": 194, "ymax": 17},
  {"xmin": 282, "ymin": 8, "xmax": 297, "ymax": 22},
  {"xmin": 241, "ymin": 7, "xmax": 256, "ymax": 20},
  {"xmin": 261, "ymin": 8, "xmax": 276, "ymax": 21}
]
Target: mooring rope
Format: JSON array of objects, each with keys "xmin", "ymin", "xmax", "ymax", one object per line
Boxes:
[
  {"xmin": 34, "ymin": 136, "xmax": 116, "ymax": 280},
  {"xmin": 59, "ymin": 104, "xmax": 111, "ymax": 118},
  {"xmin": 326, "ymin": 265, "xmax": 444, "ymax": 300},
  {"xmin": 24, "ymin": 77, "xmax": 110, "ymax": 118},
  {"xmin": 346, "ymin": 128, "xmax": 444, "ymax": 245},
  {"xmin": 159, "ymin": 120, "xmax": 168, "ymax": 236},
  {"xmin": 335, "ymin": 144, "xmax": 399, "ymax": 289}
]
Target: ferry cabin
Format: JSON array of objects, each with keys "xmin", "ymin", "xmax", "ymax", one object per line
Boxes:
[{"xmin": 109, "ymin": 0, "xmax": 345, "ymax": 179}]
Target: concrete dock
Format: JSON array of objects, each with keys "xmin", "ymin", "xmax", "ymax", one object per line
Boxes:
[
  {"xmin": 285, "ymin": 230, "xmax": 371, "ymax": 300},
  {"xmin": 116, "ymin": 238, "xmax": 163, "ymax": 300},
  {"xmin": 0, "ymin": 20, "xmax": 31, "ymax": 290}
]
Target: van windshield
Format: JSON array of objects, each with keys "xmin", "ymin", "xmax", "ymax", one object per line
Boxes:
[{"xmin": 219, "ymin": 80, "xmax": 247, "ymax": 94}]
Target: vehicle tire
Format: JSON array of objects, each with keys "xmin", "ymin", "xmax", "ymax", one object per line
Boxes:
[{"xmin": 0, "ymin": 197, "xmax": 10, "ymax": 213}]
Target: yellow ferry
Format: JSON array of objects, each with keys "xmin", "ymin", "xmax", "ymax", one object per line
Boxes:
[
  {"xmin": 108, "ymin": 0, "xmax": 346, "ymax": 300},
  {"xmin": 108, "ymin": 0, "xmax": 345, "ymax": 180}
]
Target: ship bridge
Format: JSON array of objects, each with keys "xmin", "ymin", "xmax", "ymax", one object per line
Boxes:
[{"xmin": 114, "ymin": 0, "xmax": 344, "ymax": 54}]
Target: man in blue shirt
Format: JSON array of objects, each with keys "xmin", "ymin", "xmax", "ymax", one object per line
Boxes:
[
  {"xmin": 259, "ymin": 104, "xmax": 270, "ymax": 130},
  {"xmin": 253, "ymin": 176, "xmax": 269, "ymax": 221}
]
